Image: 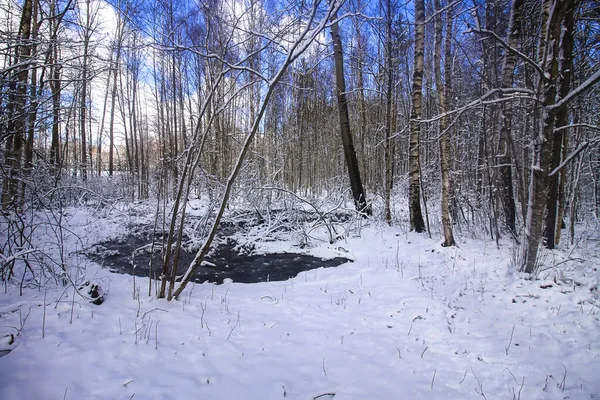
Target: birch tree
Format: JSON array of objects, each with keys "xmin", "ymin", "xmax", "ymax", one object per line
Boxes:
[
  {"xmin": 521, "ymin": 0, "xmax": 575, "ymax": 273},
  {"xmin": 409, "ymin": 0, "xmax": 426, "ymax": 232},
  {"xmin": 434, "ymin": 0, "xmax": 455, "ymax": 246}
]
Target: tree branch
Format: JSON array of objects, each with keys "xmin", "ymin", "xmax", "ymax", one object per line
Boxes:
[
  {"xmin": 548, "ymin": 136, "xmax": 600, "ymax": 177},
  {"xmin": 424, "ymin": 0, "xmax": 461, "ymax": 24},
  {"xmin": 414, "ymin": 87, "xmax": 535, "ymax": 124},
  {"xmin": 549, "ymin": 68, "xmax": 600, "ymax": 112},
  {"xmin": 466, "ymin": 27, "xmax": 545, "ymax": 78},
  {"xmin": 554, "ymin": 123, "xmax": 600, "ymax": 133}
]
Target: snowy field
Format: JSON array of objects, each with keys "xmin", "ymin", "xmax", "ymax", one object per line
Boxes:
[{"xmin": 0, "ymin": 203, "xmax": 599, "ymax": 399}]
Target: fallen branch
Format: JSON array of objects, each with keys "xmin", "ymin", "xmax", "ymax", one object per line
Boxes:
[{"xmin": 313, "ymin": 393, "xmax": 336, "ymax": 400}]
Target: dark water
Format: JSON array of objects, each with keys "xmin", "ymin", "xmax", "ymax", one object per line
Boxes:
[{"xmin": 87, "ymin": 226, "xmax": 351, "ymax": 284}]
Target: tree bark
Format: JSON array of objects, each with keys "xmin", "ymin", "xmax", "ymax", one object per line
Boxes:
[
  {"xmin": 330, "ymin": 11, "xmax": 369, "ymax": 214},
  {"xmin": 409, "ymin": 0, "xmax": 426, "ymax": 232},
  {"xmin": 23, "ymin": 0, "xmax": 39, "ymax": 187},
  {"xmin": 435, "ymin": 0, "xmax": 455, "ymax": 246},
  {"xmin": 2, "ymin": 0, "xmax": 33, "ymax": 210},
  {"xmin": 521, "ymin": 0, "xmax": 574, "ymax": 273},
  {"xmin": 352, "ymin": 7, "xmax": 368, "ymax": 189},
  {"xmin": 497, "ymin": 0, "xmax": 525, "ymax": 236},
  {"xmin": 383, "ymin": 0, "xmax": 394, "ymax": 224},
  {"xmin": 108, "ymin": 8, "xmax": 126, "ymax": 177},
  {"xmin": 80, "ymin": 0, "xmax": 92, "ymax": 181},
  {"xmin": 50, "ymin": 41, "xmax": 61, "ymax": 168},
  {"xmin": 544, "ymin": 0, "xmax": 575, "ymax": 249}
]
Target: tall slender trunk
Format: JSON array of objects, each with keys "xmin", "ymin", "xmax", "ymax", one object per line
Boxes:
[
  {"xmin": 170, "ymin": 17, "xmax": 179, "ymax": 203},
  {"xmin": 80, "ymin": 0, "xmax": 91, "ymax": 181},
  {"xmin": 330, "ymin": 11, "xmax": 369, "ymax": 214},
  {"xmin": 108, "ymin": 12, "xmax": 125, "ymax": 177},
  {"xmin": 96, "ymin": 58, "xmax": 112, "ymax": 176},
  {"xmin": 497, "ymin": 0, "xmax": 525, "ymax": 236},
  {"xmin": 383, "ymin": 0, "xmax": 393, "ymax": 224},
  {"xmin": 409, "ymin": 0, "xmax": 426, "ymax": 232},
  {"xmin": 72, "ymin": 104, "xmax": 78, "ymax": 177},
  {"xmin": 108, "ymin": 56, "xmax": 119, "ymax": 176},
  {"xmin": 352, "ymin": 6, "xmax": 368, "ymax": 186},
  {"xmin": 48, "ymin": 0, "xmax": 71, "ymax": 173},
  {"xmin": 23, "ymin": 0, "xmax": 39, "ymax": 193},
  {"xmin": 544, "ymin": 0, "xmax": 575, "ymax": 249},
  {"xmin": 117, "ymin": 69, "xmax": 133, "ymax": 177},
  {"xmin": 50, "ymin": 43, "xmax": 61, "ymax": 168},
  {"xmin": 130, "ymin": 57, "xmax": 140, "ymax": 197},
  {"xmin": 1, "ymin": 0, "xmax": 33, "ymax": 210},
  {"xmin": 435, "ymin": 0, "xmax": 455, "ymax": 246},
  {"xmin": 521, "ymin": 0, "xmax": 574, "ymax": 273},
  {"xmin": 473, "ymin": 2, "xmax": 487, "ymax": 207},
  {"xmin": 554, "ymin": 130, "xmax": 568, "ymax": 244}
]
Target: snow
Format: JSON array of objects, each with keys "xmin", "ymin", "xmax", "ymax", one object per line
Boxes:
[{"xmin": 1, "ymin": 204, "xmax": 599, "ymax": 399}]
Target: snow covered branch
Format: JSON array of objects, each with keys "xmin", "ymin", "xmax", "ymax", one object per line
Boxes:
[
  {"xmin": 554, "ymin": 123, "xmax": 600, "ymax": 133},
  {"xmin": 548, "ymin": 136, "xmax": 600, "ymax": 177},
  {"xmin": 414, "ymin": 87, "xmax": 535, "ymax": 124},
  {"xmin": 549, "ymin": 68, "xmax": 600, "ymax": 112},
  {"xmin": 424, "ymin": 0, "xmax": 461, "ymax": 24},
  {"xmin": 466, "ymin": 27, "xmax": 545, "ymax": 78}
]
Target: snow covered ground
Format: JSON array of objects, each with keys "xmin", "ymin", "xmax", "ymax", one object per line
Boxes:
[{"xmin": 0, "ymin": 203, "xmax": 599, "ymax": 399}]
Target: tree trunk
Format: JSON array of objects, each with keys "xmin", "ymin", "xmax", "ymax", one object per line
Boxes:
[
  {"xmin": 108, "ymin": 12, "xmax": 125, "ymax": 177},
  {"xmin": 48, "ymin": 0, "xmax": 71, "ymax": 172},
  {"xmin": 108, "ymin": 56, "xmax": 119, "ymax": 176},
  {"xmin": 554, "ymin": 131, "xmax": 568, "ymax": 245},
  {"xmin": 50, "ymin": 43, "xmax": 61, "ymax": 168},
  {"xmin": 330, "ymin": 11, "xmax": 369, "ymax": 214},
  {"xmin": 352, "ymin": 8, "xmax": 368, "ymax": 188},
  {"xmin": 521, "ymin": 0, "xmax": 573, "ymax": 273},
  {"xmin": 1, "ymin": 0, "xmax": 33, "ymax": 210},
  {"xmin": 383, "ymin": 0, "xmax": 393, "ymax": 224},
  {"xmin": 23, "ymin": 0, "xmax": 39, "ymax": 194},
  {"xmin": 435, "ymin": 0, "xmax": 455, "ymax": 246},
  {"xmin": 72, "ymin": 104, "xmax": 78, "ymax": 177},
  {"xmin": 80, "ymin": 0, "xmax": 91, "ymax": 181},
  {"xmin": 409, "ymin": 0, "xmax": 426, "ymax": 232},
  {"xmin": 497, "ymin": 0, "xmax": 525, "ymax": 236},
  {"xmin": 96, "ymin": 57, "xmax": 112, "ymax": 176},
  {"xmin": 544, "ymin": 0, "xmax": 575, "ymax": 249}
]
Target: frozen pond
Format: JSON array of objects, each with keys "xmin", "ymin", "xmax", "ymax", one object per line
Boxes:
[{"xmin": 86, "ymin": 225, "xmax": 351, "ymax": 284}]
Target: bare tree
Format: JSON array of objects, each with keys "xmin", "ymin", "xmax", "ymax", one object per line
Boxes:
[
  {"xmin": 49, "ymin": 0, "xmax": 74, "ymax": 170},
  {"xmin": 434, "ymin": 0, "xmax": 455, "ymax": 246},
  {"xmin": 496, "ymin": 0, "xmax": 524, "ymax": 236},
  {"xmin": 77, "ymin": 0, "xmax": 97, "ymax": 181},
  {"xmin": 1, "ymin": 0, "xmax": 34, "ymax": 210},
  {"xmin": 521, "ymin": 0, "xmax": 575, "ymax": 273},
  {"xmin": 330, "ymin": 8, "xmax": 370, "ymax": 214},
  {"xmin": 383, "ymin": 0, "xmax": 394, "ymax": 224},
  {"xmin": 108, "ymin": 1, "xmax": 127, "ymax": 177},
  {"xmin": 408, "ymin": 0, "xmax": 426, "ymax": 232},
  {"xmin": 169, "ymin": 0, "xmax": 347, "ymax": 300},
  {"xmin": 544, "ymin": 0, "xmax": 576, "ymax": 249}
]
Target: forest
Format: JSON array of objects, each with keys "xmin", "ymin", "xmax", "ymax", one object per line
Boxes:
[{"xmin": 0, "ymin": 0, "xmax": 599, "ymax": 398}]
